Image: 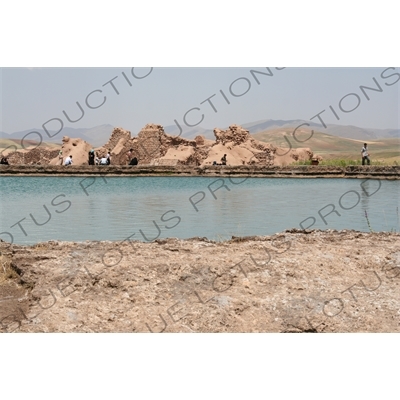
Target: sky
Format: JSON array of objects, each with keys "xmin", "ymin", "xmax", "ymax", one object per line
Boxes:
[{"xmin": 1, "ymin": 67, "xmax": 399, "ymax": 135}]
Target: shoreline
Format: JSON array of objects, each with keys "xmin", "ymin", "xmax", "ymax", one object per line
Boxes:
[{"xmin": 1, "ymin": 165, "xmax": 399, "ymax": 179}]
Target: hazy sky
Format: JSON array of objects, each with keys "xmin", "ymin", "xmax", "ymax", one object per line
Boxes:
[{"xmin": 1, "ymin": 67, "xmax": 399, "ymax": 135}]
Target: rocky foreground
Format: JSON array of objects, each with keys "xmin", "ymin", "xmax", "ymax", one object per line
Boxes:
[{"xmin": 1, "ymin": 230, "xmax": 399, "ymax": 332}]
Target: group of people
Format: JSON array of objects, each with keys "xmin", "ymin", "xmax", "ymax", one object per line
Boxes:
[
  {"xmin": 88, "ymin": 149, "xmax": 111, "ymax": 166},
  {"xmin": 61, "ymin": 149, "xmax": 111, "ymax": 166},
  {"xmin": 62, "ymin": 150, "xmax": 111, "ymax": 166},
  {"xmin": 58, "ymin": 150, "xmax": 73, "ymax": 166},
  {"xmin": 61, "ymin": 148, "xmax": 139, "ymax": 166},
  {"xmin": 55, "ymin": 145, "xmax": 374, "ymax": 167},
  {"xmin": 212, "ymin": 154, "xmax": 227, "ymax": 166},
  {"xmin": 59, "ymin": 149, "xmax": 74, "ymax": 166}
]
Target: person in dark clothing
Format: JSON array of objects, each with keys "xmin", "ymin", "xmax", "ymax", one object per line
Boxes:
[
  {"xmin": 126, "ymin": 149, "xmax": 133, "ymax": 165},
  {"xmin": 221, "ymin": 154, "xmax": 227, "ymax": 165},
  {"xmin": 0, "ymin": 157, "xmax": 9, "ymax": 165},
  {"xmin": 88, "ymin": 149, "xmax": 95, "ymax": 165},
  {"xmin": 129, "ymin": 157, "xmax": 138, "ymax": 166},
  {"xmin": 106, "ymin": 150, "xmax": 111, "ymax": 165}
]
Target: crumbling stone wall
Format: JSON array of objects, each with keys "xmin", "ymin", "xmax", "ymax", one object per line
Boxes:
[
  {"xmin": 253, "ymin": 149, "xmax": 275, "ymax": 166},
  {"xmin": 135, "ymin": 124, "xmax": 165, "ymax": 164},
  {"xmin": 102, "ymin": 127, "xmax": 131, "ymax": 153},
  {"xmin": 214, "ymin": 124, "xmax": 250, "ymax": 145},
  {"xmin": 131, "ymin": 124, "xmax": 196, "ymax": 165},
  {"xmin": 7, "ymin": 148, "xmax": 60, "ymax": 165},
  {"xmin": 94, "ymin": 127, "xmax": 132, "ymax": 162}
]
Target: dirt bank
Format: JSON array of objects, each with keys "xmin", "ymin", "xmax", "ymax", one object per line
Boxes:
[
  {"xmin": 1, "ymin": 165, "xmax": 399, "ymax": 179},
  {"xmin": 1, "ymin": 230, "xmax": 399, "ymax": 332}
]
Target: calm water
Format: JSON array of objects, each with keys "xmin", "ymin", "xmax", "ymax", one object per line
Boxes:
[{"xmin": 0, "ymin": 176, "xmax": 399, "ymax": 244}]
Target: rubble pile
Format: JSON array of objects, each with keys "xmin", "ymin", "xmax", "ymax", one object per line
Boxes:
[
  {"xmin": 214, "ymin": 124, "xmax": 251, "ymax": 145},
  {"xmin": 5, "ymin": 123, "xmax": 314, "ymax": 167}
]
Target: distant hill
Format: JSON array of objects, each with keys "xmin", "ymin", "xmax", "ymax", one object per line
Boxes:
[
  {"xmin": 253, "ymin": 128, "xmax": 400, "ymax": 162},
  {"xmin": 242, "ymin": 119, "xmax": 321, "ymax": 134},
  {"xmin": 322, "ymin": 124, "xmax": 400, "ymax": 140},
  {"xmin": 0, "ymin": 138, "xmax": 61, "ymax": 156},
  {"xmin": 241, "ymin": 119, "xmax": 400, "ymax": 140},
  {"xmin": 167, "ymin": 119, "xmax": 400, "ymax": 141},
  {"xmin": 0, "ymin": 124, "xmax": 114, "ymax": 147},
  {"xmin": 2, "ymin": 120, "xmax": 398, "ymax": 153},
  {"xmin": 81, "ymin": 125, "xmax": 115, "ymax": 145}
]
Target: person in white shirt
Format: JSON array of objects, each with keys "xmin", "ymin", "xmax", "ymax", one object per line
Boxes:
[
  {"xmin": 361, "ymin": 143, "xmax": 370, "ymax": 165},
  {"xmin": 64, "ymin": 155, "xmax": 73, "ymax": 166},
  {"xmin": 100, "ymin": 157, "xmax": 108, "ymax": 165}
]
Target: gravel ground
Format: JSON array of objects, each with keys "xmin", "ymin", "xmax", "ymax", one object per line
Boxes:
[{"xmin": 1, "ymin": 229, "xmax": 399, "ymax": 333}]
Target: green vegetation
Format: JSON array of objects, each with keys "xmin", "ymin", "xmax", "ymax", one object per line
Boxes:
[{"xmin": 293, "ymin": 159, "xmax": 390, "ymax": 167}]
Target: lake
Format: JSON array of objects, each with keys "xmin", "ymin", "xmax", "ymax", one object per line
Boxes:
[{"xmin": 0, "ymin": 176, "xmax": 399, "ymax": 244}]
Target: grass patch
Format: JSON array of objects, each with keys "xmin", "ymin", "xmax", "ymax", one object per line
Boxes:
[
  {"xmin": 0, "ymin": 252, "xmax": 18, "ymax": 285},
  {"xmin": 33, "ymin": 242, "xmax": 49, "ymax": 251}
]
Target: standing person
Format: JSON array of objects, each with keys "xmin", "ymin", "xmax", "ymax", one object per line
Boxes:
[
  {"xmin": 126, "ymin": 148, "xmax": 133, "ymax": 165},
  {"xmin": 221, "ymin": 154, "xmax": 227, "ymax": 165},
  {"xmin": 58, "ymin": 150, "xmax": 63, "ymax": 165},
  {"xmin": 88, "ymin": 149, "xmax": 95, "ymax": 165},
  {"xmin": 64, "ymin": 155, "xmax": 73, "ymax": 166},
  {"xmin": 106, "ymin": 150, "xmax": 111, "ymax": 165},
  {"xmin": 361, "ymin": 143, "xmax": 370, "ymax": 165}
]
